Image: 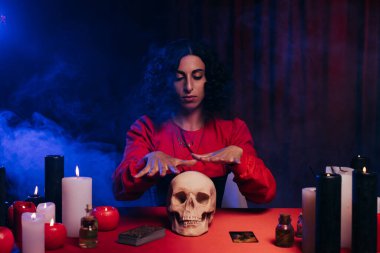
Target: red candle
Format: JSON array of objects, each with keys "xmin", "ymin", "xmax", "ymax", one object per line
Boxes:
[
  {"xmin": 92, "ymin": 206, "xmax": 119, "ymax": 231},
  {"xmin": 0, "ymin": 226, "xmax": 14, "ymax": 253},
  {"xmin": 45, "ymin": 219, "xmax": 67, "ymax": 250},
  {"xmin": 377, "ymin": 213, "xmax": 380, "ymax": 252},
  {"xmin": 13, "ymin": 201, "xmax": 36, "ymax": 247}
]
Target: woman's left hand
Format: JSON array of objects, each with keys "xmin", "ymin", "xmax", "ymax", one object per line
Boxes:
[{"xmin": 191, "ymin": 145, "xmax": 243, "ymax": 164}]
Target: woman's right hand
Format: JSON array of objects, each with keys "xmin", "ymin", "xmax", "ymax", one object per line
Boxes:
[{"xmin": 134, "ymin": 151, "xmax": 197, "ymax": 178}]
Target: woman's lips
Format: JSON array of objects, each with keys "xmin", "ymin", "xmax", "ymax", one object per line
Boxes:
[{"xmin": 182, "ymin": 96, "xmax": 197, "ymax": 102}]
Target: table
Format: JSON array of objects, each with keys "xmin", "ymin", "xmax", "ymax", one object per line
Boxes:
[
  {"xmin": 55, "ymin": 207, "xmax": 302, "ymax": 253},
  {"xmin": 56, "ymin": 207, "xmax": 304, "ymax": 253},
  {"xmin": 14, "ymin": 207, "xmax": 353, "ymax": 253}
]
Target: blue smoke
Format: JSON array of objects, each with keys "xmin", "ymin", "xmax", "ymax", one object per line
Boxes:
[
  {"xmin": 0, "ymin": 110, "xmax": 115, "ymax": 205},
  {"xmin": 0, "ymin": 110, "xmax": 155, "ymax": 207}
]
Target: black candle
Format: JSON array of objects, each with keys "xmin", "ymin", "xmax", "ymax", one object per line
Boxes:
[
  {"xmin": 352, "ymin": 167, "xmax": 377, "ymax": 253},
  {"xmin": 25, "ymin": 185, "xmax": 45, "ymax": 206},
  {"xmin": 350, "ymin": 155, "xmax": 369, "ymax": 171},
  {"xmin": 0, "ymin": 166, "xmax": 6, "ymax": 226},
  {"xmin": 315, "ymin": 173, "xmax": 341, "ymax": 253},
  {"xmin": 45, "ymin": 155, "xmax": 64, "ymax": 222}
]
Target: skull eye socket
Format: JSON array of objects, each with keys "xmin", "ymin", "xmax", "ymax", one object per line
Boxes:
[
  {"xmin": 173, "ymin": 191, "xmax": 187, "ymax": 204},
  {"xmin": 196, "ymin": 192, "xmax": 210, "ymax": 205}
]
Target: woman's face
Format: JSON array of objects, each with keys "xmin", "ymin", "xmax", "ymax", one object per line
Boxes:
[{"xmin": 174, "ymin": 55, "xmax": 206, "ymax": 113}]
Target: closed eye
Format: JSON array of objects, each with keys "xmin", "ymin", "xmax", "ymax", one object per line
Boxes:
[
  {"xmin": 175, "ymin": 74, "xmax": 185, "ymax": 82},
  {"xmin": 192, "ymin": 69, "xmax": 204, "ymax": 80},
  {"xmin": 193, "ymin": 75, "xmax": 203, "ymax": 80}
]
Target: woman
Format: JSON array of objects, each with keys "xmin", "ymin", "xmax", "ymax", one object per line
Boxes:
[{"xmin": 112, "ymin": 40, "xmax": 276, "ymax": 206}]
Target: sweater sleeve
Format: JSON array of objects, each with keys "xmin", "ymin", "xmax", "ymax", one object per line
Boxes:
[
  {"xmin": 112, "ymin": 116, "xmax": 158, "ymax": 200},
  {"xmin": 229, "ymin": 119, "xmax": 276, "ymax": 204}
]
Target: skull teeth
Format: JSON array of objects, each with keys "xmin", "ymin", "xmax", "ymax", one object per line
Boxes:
[
  {"xmin": 181, "ymin": 216, "xmax": 202, "ymax": 222},
  {"xmin": 180, "ymin": 216, "xmax": 202, "ymax": 226},
  {"xmin": 182, "ymin": 220, "xmax": 201, "ymax": 226}
]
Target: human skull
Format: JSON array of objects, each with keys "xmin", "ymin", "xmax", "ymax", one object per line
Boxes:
[{"xmin": 167, "ymin": 171, "xmax": 216, "ymax": 236}]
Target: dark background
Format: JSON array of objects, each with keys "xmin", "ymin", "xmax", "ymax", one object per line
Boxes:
[{"xmin": 0, "ymin": 0, "xmax": 379, "ymax": 207}]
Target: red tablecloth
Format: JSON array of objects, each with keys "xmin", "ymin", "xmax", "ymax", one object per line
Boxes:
[
  {"xmin": 54, "ymin": 207, "xmax": 306, "ymax": 253},
  {"xmin": 16, "ymin": 207, "xmax": 353, "ymax": 253}
]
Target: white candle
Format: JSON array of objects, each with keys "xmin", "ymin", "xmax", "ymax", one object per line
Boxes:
[
  {"xmin": 326, "ymin": 166, "xmax": 353, "ymax": 248},
  {"xmin": 22, "ymin": 212, "xmax": 44, "ymax": 253},
  {"xmin": 37, "ymin": 202, "xmax": 55, "ymax": 223},
  {"xmin": 62, "ymin": 165, "xmax": 92, "ymax": 237},
  {"xmin": 302, "ymin": 187, "xmax": 316, "ymax": 253}
]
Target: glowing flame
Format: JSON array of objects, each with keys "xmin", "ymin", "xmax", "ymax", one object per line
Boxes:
[
  {"xmin": 105, "ymin": 207, "xmax": 108, "ymax": 211},
  {"xmin": 31, "ymin": 213, "xmax": 36, "ymax": 219},
  {"xmin": 363, "ymin": 167, "xmax": 367, "ymax": 173},
  {"xmin": 34, "ymin": 186, "xmax": 38, "ymax": 195},
  {"xmin": 50, "ymin": 218, "xmax": 55, "ymax": 226},
  {"xmin": 326, "ymin": 173, "xmax": 331, "ymax": 177},
  {"xmin": 44, "ymin": 203, "xmax": 47, "ymax": 208},
  {"xmin": 75, "ymin": 165, "xmax": 80, "ymax": 177}
]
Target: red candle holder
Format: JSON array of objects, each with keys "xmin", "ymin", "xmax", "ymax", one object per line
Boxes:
[
  {"xmin": 92, "ymin": 206, "xmax": 120, "ymax": 231},
  {"xmin": 45, "ymin": 220, "xmax": 67, "ymax": 250},
  {"xmin": 13, "ymin": 201, "xmax": 36, "ymax": 248}
]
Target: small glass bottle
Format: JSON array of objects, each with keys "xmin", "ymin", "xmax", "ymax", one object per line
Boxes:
[
  {"xmin": 295, "ymin": 212, "xmax": 303, "ymax": 238},
  {"xmin": 79, "ymin": 204, "xmax": 98, "ymax": 248},
  {"xmin": 275, "ymin": 213, "xmax": 294, "ymax": 247}
]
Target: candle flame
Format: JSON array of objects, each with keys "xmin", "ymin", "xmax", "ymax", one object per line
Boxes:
[
  {"xmin": 50, "ymin": 218, "xmax": 55, "ymax": 226},
  {"xmin": 75, "ymin": 165, "xmax": 80, "ymax": 177},
  {"xmin": 105, "ymin": 207, "xmax": 108, "ymax": 211},
  {"xmin": 34, "ymin": 185, "xmax": 38, "ymax": 195},
  {"xmin": 327, "ymin": 173, "xmax": 331, "ymax": 177},
  {"xmin": 363, "ymin": 167, "xmax": 367, "ymax": 173},
  {"xmin": 31, "ymin": 213, "xmax": 36, "ymax": 220}
]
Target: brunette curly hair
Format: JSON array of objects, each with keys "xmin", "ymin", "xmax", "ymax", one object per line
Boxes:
[{"xmin": 142, "ymin": 39, "xmax": 231, "ymax": 124}]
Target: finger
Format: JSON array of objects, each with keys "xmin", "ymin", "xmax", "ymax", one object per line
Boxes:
[
  {"xmin": 168, "ymin": 165, "xmax": 180, "ymax": 174},
  {"xmin": 218, "ymin": 155, "xmax": 239, "ymax": 164},
  {"xmin": 207, "ymin": 156, "xmax": 227, "ymax": 163},
  {"xmin": 178, "ymin": 159, "xmax": 197, "ymax": 166},
  {"xmin": 134, "ymin": 166, "xmax": 150, "ymax": 178},
  {"xmin": 196, "ymin": 155, "xmax": 226, "ymax": 164},
  {"xmin": 191, "ymin": 152, "xmax": 213, "ymax": 159},
  {"xmin": 193, "ymin": 155, "xmax": 213, "ymax": 162},
  {"xmin": 159, "ymin": 163, "xmax": 168, "ymax": 177},
  {"xmin": 147, "ymin": 160, "xmax": 158, "ymax": 177},
  {"xmin": 147, "ymin": 168, "xmax": 158, "ymax": 177}
]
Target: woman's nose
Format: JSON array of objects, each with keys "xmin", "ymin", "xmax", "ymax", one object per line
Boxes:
[{"xmin": 184, "ymin": 79, "xmax": 194, "ymax": 93}]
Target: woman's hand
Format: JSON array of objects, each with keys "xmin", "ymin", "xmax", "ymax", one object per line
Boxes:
[
  {"xmin": 134, "ymin": 151, "xmax": 197, "ymax": 178},
  {"xmin": 191, "ymin": 145, "xmax": 243, "ymax": 164}
]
